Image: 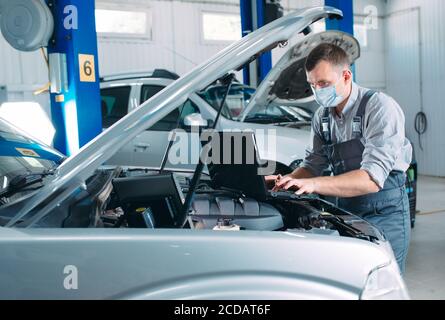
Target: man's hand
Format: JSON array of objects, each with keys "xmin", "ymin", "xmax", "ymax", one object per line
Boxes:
[
  {"xmin": 265, "ymin": 175, "xmax": 279, "ymax": 189},
  {"xmin": 273, "ymin": 176, "xmax": 317, "ymax": 195}
]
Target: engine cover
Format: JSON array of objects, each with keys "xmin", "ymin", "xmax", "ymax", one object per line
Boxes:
[{"xmin": 191, "ymin": 194, "xmax": 284, "ymax": 231}]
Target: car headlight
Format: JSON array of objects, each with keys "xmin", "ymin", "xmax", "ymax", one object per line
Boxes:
[{"xmin": 360, "ymin": 262, "xmax": 410, "ymax": 300}]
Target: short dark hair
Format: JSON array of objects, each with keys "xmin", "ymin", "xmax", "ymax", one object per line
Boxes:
[{"xmin": 305, "ymin": 43, "xmax": 350, "ymax": 72}]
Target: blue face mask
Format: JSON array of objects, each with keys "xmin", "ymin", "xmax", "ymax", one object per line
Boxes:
[{"xmin": 312, "ymin": 83, "xmax": 344, "ymax": 108}]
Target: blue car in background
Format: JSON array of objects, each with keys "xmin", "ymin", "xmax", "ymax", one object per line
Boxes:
[{"xmin": 0, "ymin": 118, "xmax": 65, "ymax": 206}]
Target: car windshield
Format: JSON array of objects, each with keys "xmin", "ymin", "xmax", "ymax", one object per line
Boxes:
[
  {"xmin": 0, "ymin": 122, "xmax": 59, "ymax": 200},
  {"xmin": 0, "ymin": 156, "xmax": 56, "ymax": 195},
  {"xmin": 199, "ymin": 83, "xmax": 256, "ymax": 119}
]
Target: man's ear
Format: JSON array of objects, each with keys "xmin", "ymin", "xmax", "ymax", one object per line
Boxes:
[{"xmin": 343, "ymin": 69, "xmax": 353, "ymax": 82}]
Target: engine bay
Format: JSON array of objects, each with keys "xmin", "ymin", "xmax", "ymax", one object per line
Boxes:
[{"xmin": 29, "ymin": 167, "xmax": 383, "ymax": 244}]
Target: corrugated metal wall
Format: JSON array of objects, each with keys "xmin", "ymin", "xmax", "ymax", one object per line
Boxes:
[{"xmin": 384, "ymin": 0, "xmax": 445, "ymax": 176}]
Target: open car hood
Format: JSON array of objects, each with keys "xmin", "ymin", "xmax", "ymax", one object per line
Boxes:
[
  {"xmin": 240, "ymin": 30, "xmax": 360, "ymax": 121},
  {"xmin": 3, "ymin": 6, "xmax": 343, "ymax": 226}
]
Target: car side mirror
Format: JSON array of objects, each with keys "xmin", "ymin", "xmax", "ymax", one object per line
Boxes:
[{"xmin": 182, "ymin": 113, "xmax": 209, "ymax": 128}]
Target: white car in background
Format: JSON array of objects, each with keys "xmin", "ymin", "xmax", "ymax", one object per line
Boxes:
[{"xmin": 100, "ymin": 30, "xmax": 361, "ymax": 174}]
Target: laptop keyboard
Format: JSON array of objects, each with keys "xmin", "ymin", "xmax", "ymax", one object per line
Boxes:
[
  {"xmin": 268, "ymin": 190, "xmax": 300, "ymax": 199},
  {"xmin": 268, "ymin": 190, "xmax": 319, "ymax": 201}
]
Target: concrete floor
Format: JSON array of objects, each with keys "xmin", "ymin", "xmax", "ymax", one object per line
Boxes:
[{"xmin": 405, "ymin": 176, "xmax": 445, "ymax": 300}]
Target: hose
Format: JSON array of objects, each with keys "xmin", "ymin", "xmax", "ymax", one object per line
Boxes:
[{"xmin": 414, "ymin": 112, "xmax": 427, "ymax": 151}]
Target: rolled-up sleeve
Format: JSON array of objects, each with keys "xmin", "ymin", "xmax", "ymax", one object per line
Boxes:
[
  {"xmin": 361, "ymin": 94, "xmax": 408, "ymax": 189},
  {"xmin": 301, "ymin": 110, "xmax": 330, "ymax": 177}
]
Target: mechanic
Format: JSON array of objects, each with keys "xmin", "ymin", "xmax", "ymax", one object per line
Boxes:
[{"xmin": 269, "ymin": 43, "xmax": 413, "ymax": 274}]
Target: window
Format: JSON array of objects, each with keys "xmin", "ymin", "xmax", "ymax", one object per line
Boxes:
[
  {"xmin": 141, "ymin": 86, "xmax": 199, "ymax": 132},
  {"xmin": 202, "ymin": 12, "xmax": 241, "ymax": 42},
  {"xmin": 140, "ymin": 85, "xmax": 165, "ymax": 105},
  {"xmin": 149, "ymin": 100, "xmax": 200, "ymax": 132},
  {"xmin": 95, "ymin": 8, "xmax": 152, "ymax": 38},
  {"xmin": 101, "ymin": 86, "xmax": 131, "ymax": 128}
]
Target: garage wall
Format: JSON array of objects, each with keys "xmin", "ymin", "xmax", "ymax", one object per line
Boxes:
[
  {"xmin": 97, "ymin": 0, "xmax": 240, "ymax": 77},
  {"xmin": 353, "ymin": 0, "xmax": 386, "ymax": 91},
  {"xmin": 384, "ymin": 0, "xmax": 445, "ymax": 177},
  {"xmin": 0, "ymin": 0, "xmax": 50, "ymax": 114}
]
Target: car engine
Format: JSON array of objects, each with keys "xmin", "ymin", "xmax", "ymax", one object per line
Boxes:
[{"xmin": 6, "ymin": 167, "xmax": 382, "ymax": 245}]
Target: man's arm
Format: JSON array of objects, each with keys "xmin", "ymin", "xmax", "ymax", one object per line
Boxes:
[
  {"xmin": 275, "ymin": 169, "xmax": 379, "ymax": 197},
  {"xmin": 289, "ymin": 167, "xmax": 315, "ymax": 179},
  {"xmin": 360, "ymin": 93, "xmax": 410, "ymax": 189}
]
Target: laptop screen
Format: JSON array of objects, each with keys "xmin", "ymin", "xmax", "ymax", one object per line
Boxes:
[{"xmin": 202, "ymin": 131, "xmax": 270, "ymax": 199}]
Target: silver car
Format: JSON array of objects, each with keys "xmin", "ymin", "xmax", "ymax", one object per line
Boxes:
[{"xmin": 0, "ymin": 6, "xmax": 409, "ymax": 300}]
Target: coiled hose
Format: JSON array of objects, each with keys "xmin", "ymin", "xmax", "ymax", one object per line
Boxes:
[{"xmin": 414, "ymin": 112, "xmax": 427, "ymax": 151}]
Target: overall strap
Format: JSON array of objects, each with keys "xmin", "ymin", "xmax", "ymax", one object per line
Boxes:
[
  {"xmin": 352, "ymin": 90, "xmax": 377, "ymax": 139},
  {"xmin": 320, "ymin": 107, "xmax": 332, "ymax": 144}
]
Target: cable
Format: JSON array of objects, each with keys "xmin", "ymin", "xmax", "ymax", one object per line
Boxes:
[
  {"xmin": 159, "ymin": 102, "xmax": 187, "ymax": 174},
  {"xmin": 414, "ymin": 112, "xmax": 427, "ymax": 151},
  {"xmin": 40, "ymin": 47, "xmax": 49, "ymax": 67},
  {"xmin": 33, "ymin": 48, "xmax": 50, "ymax": 95}
]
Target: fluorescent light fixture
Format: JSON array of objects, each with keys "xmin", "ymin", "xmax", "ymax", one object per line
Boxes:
[
  {"xmin": 95, "ymin": 9, "xmax": 151, "ymax": 37},
  {"xmin": 0, "ymin": 102, "xmax": 55, "ymax": 145}
]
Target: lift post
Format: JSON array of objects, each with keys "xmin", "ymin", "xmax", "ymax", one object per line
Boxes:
[
  {"xmin": 325, "ymin": 0, "xmax": 354, "ymax": 35},
  {"xmin": 325, "ymin": 0, "xmax": 355, "ymax": 75},
  {"xmin": 46, "ymin": 0, "xmax": 102, "ymax": 156},
  {"xmin": 240, "ymin": 0, "xmax": 273, "ymax": 87}
]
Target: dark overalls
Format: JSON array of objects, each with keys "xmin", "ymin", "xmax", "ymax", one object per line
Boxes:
[{"xmin": 320, "ymin": 90, "xmax": 411, "ymax": 274}]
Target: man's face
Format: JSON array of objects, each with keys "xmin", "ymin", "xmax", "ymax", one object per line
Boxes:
[{"xmin": 306, "ymin": 60, "xmax": 352, "ymax": 103}]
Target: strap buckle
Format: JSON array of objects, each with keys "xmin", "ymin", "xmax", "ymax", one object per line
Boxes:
[
  {"xmin": 353, "ymin": 116, "xmax": 362, "ymax": 135},
  {"xmin": 321, "ymin": 117, "xmax": 331, "ymax": 143}
]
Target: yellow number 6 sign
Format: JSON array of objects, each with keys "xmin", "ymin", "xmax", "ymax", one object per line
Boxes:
[{"xmin": 78, "ymin": 54, "xmax": 96, "ymax": 82}]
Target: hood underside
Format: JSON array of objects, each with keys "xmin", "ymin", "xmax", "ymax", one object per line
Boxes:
[{"xmin": 270, "ymin": 31, "xmax": 361, "ymax": 101}]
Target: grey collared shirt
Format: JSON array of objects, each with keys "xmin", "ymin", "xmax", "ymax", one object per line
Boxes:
[{"xmin": 301, "ymin": 82, "xmax": 413, "ymax": 189}]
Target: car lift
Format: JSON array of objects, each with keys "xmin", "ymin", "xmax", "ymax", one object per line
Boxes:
[
  {"xmin": 46, "ymin": 0, "xmax": 102, "ymax": 156},
  {"xmin": 240, "ymin": 0, "xmax": 354, "ymax": 87}
]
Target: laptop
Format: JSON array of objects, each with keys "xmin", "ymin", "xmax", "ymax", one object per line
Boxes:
[{"xmin": 202, "ymin": 130, "xmax": 308, "ymax": 201}]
